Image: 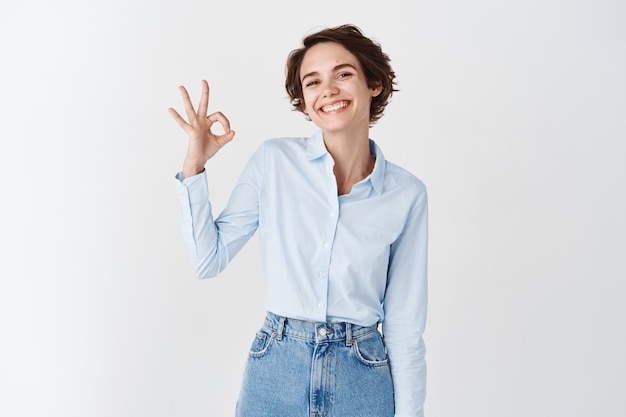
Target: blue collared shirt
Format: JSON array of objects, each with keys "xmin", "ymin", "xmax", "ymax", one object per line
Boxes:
[{"xmin": 175, "ymin": 129, "xmax": 428, "ymax": 416}]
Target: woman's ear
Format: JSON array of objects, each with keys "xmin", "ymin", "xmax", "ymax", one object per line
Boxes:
[{"xmin": 370, "ymin": 83, "xmax": 382, "ymax": 97}]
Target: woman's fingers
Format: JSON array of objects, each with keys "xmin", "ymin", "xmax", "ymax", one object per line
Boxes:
[
  {"xmin": 169, "ymin": 84, "xmax": 235, "ymax": 152},
  {"xmin": 178, "ymin": 85, "xmax": 198, "ymax": 123},
  {"xmin": 219, "ymin": 129, "xmax": 236, "ymax": 146},
  {"xmin": 207, "ymin": 111, "xmax": 235, "ymax": 148},
  {"xmin": 197, "ymin": 80, "xmax": 209, "ymax": 118},
  {"xmin": 207, "ymin": 111, "xmax": 232, "ymax": 135},
  {"xmin": 168, "ymin": 107, "xmax": 190, "ymax": 131}
]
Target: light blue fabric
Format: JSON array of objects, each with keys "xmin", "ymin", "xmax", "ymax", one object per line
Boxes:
[{"xmin": 175, "ymin": 129, "xmax": 428, "ymax": 416}]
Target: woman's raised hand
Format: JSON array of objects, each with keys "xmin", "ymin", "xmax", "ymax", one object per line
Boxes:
[{"xmin": 168, "ymin": 80, "xmax": 235, "ymax": 178}]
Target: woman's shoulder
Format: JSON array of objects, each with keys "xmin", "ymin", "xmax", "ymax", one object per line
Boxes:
[
  {"xmin": 261, "ymin": 136, "xmax": 309, "ymax": 150},
  {"xmin": 254, "ymin": 135, "xmax": 313, "ymax": 161},
  {"xmin": 383, "ymin": 159, "xmax": 427, "ymax": 196}
]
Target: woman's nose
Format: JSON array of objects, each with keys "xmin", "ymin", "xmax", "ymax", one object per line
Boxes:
[{"xmin": 322, "ymin": 81, "xmax": 339, "ymax": 98}]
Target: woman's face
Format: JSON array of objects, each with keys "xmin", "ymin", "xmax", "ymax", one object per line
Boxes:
[{"xmin": 299, "ymin": 42, "xmax": 381, "ymax": 134}]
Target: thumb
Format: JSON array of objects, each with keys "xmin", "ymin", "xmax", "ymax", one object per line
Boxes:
[{"xmin": 216, "ymin": 130, "xmax": 235, "ymax": 148}]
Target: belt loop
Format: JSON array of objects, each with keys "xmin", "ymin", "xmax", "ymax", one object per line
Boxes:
[
  {"xmin": 345, "ymin": 322, "xmax": 353, "ymax": 346},
  {"xmin": 275, "ymin": 316, "xmax": 286, "ymax": 341}
]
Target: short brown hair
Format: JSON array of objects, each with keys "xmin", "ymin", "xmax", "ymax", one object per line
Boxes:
[{"xmin": 285, "ymin": 24, "xmax": 397, "ymax": 125}]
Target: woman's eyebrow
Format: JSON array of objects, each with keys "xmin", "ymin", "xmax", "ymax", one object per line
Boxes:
[{"xmin": 301, "ymin": 63, "xmax": 358, "ymax": 83}]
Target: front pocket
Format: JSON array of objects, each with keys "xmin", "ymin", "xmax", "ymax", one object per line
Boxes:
[
  {"xmin": 352, "ymin": 333, "xmax": 389, "ymax": 367},
  {"xmin": 248, "ymin": 329, "xmax": 274, "ymax": 358}
]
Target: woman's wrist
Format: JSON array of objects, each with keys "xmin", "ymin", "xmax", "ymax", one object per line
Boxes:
[{"xmin": 182, "ymin": 163, "xmax": 205, "ymax": 179}]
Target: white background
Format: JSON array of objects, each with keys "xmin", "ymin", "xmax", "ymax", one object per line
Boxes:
[{"xmin": 1, "ymin": 0, "xmax": 625, "ymax": 416}]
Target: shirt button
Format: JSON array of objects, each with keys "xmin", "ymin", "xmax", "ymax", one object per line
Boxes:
[
  {"xmin": 318, "ymin": 328, "xmax": 328, "ymax": 336},
  {"xmin": 323, "ymin": 242, "xmax": 330, "ymax": 248},
  {"xmin": 317, "ymin": 302, "xmax": 325, "ymax": 308}
]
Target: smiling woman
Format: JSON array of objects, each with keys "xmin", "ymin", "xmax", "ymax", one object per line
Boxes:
[
  {"xmin": 298, "ymin": 42, "xmax": 381, "ymax": 143},
  {"xmin": 285, "ymin": 24, "xmax": 397, "ymax": 126},
  {"xmin": 168, "ymin": 24, "xmax": 428, "ymax": 417}
]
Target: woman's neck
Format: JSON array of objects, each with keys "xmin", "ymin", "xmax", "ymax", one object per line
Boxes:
[{"xmin": 323, "ymin": 127, "xmax": 374, "ymax": 196}]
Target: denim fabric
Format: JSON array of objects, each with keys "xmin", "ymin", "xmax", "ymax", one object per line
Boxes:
[{"xmin": 236, "ymin": 312, "xmax": 394, "ymax": 417}]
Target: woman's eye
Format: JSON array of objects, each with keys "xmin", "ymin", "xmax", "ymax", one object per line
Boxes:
[
  {"xmin": 338, "ymin": 72, "xmax": 353, "ymax": 79},
  {"xmin": 305, "ymin": 80, "xmax": 319, "ymax": 87}
]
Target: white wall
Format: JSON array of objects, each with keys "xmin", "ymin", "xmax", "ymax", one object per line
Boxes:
[{"xmin": 1, "ymin": 0, "xmax": 624, "ymax": 416}]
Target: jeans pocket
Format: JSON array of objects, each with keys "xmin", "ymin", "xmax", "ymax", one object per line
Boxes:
[
  {"xmin": 352, "ymin": 332, "xmax": 389, "ymax": 367},
  {"xmin": 248, "ymin": 328, "xmax": 274, "ymax": 358}
]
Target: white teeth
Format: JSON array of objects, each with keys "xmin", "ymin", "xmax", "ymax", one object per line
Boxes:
[{"xmin": 321, "ymin": 101, "xmax": 348, "ymax": 112}]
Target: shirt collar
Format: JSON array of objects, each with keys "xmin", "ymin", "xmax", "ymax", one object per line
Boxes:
[
  {"xmin": 368, "ymin": 139, "xmax": 385, "ymax": 195},
  {"xmin": 306, "ymin": 129, "xmax": 328, "ymax": 160},
  {"xmin": 307, "ymin": 129, "xmax": 386, "ymax": 195}
]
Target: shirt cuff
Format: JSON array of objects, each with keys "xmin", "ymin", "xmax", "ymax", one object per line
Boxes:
[{"xmin": 174, "ymin": 170, "xmax": 208, "ymax": 205}]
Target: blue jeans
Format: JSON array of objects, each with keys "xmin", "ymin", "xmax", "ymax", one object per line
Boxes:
[{"xmin": 236, "ymin": 312, "xmax": 394, "ymax": 417}]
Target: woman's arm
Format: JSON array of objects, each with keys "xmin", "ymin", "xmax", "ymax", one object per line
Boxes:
[
  {"xmin": 383, "ymin": 186, "xmax": 428, "ymax": 417},
  {"xmin": 170, "ymin": 81, "xmax": 260, "ymax": 278}
]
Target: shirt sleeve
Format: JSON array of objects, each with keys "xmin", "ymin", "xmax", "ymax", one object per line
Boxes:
[
  {"xmin": 383, "ymin": 185, "xmax": 428, "ymax": 417},
  {"xmin": 173, "ymin": 144, "xmax": 265, "ymax": 278}
]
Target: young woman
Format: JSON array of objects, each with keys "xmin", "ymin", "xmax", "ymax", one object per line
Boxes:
[{"xmin": 169, "ymin": 24, "xmax": 428, "ymax": 417}]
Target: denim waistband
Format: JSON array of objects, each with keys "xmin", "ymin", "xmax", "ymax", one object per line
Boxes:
[{"xmin": 263, "ymin": 311, "xmax": 379, "ymax": 345}]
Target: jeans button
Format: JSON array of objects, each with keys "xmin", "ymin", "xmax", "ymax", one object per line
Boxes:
[{"xmin": 318, "ymin": 328, "xmax": 328, "ymax": 336}]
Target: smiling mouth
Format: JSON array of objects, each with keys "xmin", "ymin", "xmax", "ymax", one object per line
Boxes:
[{"xmin": 320, "ymin": 101, "xmax": 349, "ymax": 113}]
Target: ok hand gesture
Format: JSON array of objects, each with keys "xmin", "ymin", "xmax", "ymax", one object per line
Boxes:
[{"xmin": 168, "ymin": 80, "xmax": 235, "ymax": 178}]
